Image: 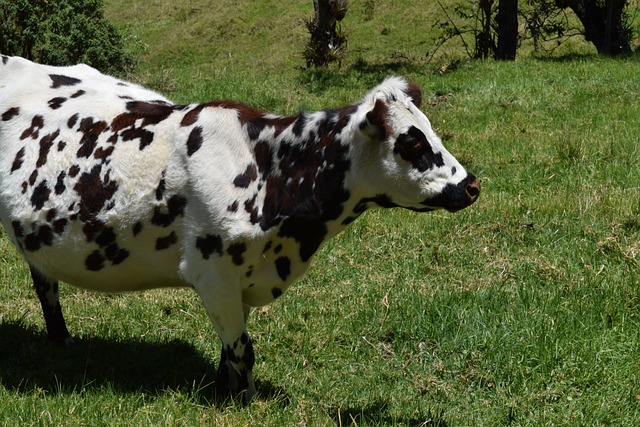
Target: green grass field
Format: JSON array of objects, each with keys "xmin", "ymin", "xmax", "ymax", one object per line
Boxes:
[{"xmin": 1, "ymin": 0, "xmax": 640, "ymax": 425}]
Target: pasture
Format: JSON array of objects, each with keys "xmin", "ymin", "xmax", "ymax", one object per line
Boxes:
[{"xmin": 1, "ymin": 0, "xmax": 639, "ymax": 425}]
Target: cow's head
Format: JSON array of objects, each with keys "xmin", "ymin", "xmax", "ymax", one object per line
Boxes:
[{"xmin": 352, "ymin": 77, "xmax": 479, "ymax": 213}]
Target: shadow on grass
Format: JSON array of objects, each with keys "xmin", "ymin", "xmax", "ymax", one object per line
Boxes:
[
  {"xmin": 297, "ymin": 57, "xmax": 424, "ymax": 96},
  {"xmin": 329, "ymin": 400, "xmax": 449, "ymax": 427},
  {"xmin": 0, "ymin": 321, "xmax": 287, "ymax": 406}
]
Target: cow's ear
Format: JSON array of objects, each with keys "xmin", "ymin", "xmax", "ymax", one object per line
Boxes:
[
  {"xmin": 405, "ymin": 80, "xmax": 422, "ymax": 108},
  {"xmin": 359, "ymin": 99, "xmax": 390, "ymax": 140}
]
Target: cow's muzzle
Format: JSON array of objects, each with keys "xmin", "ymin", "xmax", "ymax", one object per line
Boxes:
[{"xmin": 420, "ymin": 173, "xmax": 481, "ymax": 212}]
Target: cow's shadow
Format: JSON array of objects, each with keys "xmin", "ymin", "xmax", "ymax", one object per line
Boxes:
[{"xmin": 0, "ymin": 321, "xmax": 287, "ymax": 406}]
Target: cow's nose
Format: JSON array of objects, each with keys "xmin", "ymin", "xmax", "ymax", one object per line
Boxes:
[{"xmin": 465, "ymin": 177, "xmax": 480, "ymax": 204}]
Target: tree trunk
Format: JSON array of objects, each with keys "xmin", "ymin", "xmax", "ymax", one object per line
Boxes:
[
  {"xmin": 556, "ymin": 0, "xmax": 631, "ymax": 56},
  {"xmin": 305, "ymin": 0, "xmax": 348, "ymax": 67},
  {"xmin": 475, "ymin": 0, "xmax": 495, "ymax": 59},
  {"xmin": 495, "ymin": 0, "xmax": 518, "ymax": 60}
]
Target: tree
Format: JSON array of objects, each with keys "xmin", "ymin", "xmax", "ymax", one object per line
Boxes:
[
  {"xmin": 496, "ymin": 0, "xmax": 519, "ymax": 59},
  {"xmin": 555, "ymin": 0, "xmax": 632, "ymax": 55},
  {"xmin": 304, "ymin": 0, "xmax": 349, "ymax": 67}
]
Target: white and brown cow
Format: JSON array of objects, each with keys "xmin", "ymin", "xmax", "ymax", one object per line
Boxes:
[{"xmin": 0, "ymin": 54, "xmax": 479, "ymax": 402}]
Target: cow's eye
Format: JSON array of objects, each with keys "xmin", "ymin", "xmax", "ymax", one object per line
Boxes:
[{"xmin": 393, "ymin": 126, "xmax": 444, "ymax": 172}]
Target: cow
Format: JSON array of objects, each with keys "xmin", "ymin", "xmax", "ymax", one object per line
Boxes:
[{"xmin": 0, "ymin": 54, "xmax": 479, "ymax": 402}]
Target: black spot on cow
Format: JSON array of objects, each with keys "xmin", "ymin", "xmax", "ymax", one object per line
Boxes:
[
  {"xmin": 57, "ymin": 141, "xmax": 67, "ymax": 151},
  {"xmin": 11, "ymin": 147, "xmax": 25, "ymax": 173},
  {"xmin": 48, "ymin": 97, "xmax": 67, "ymax": 110},
  {"xmin": 196, "ymin": 234, "xmax": 223, "ymax": 259},
  {"xmin": 20, "ymin": 115, "xmax": 45, "ymax": 140},
  {"xmin": 279, "ymin": 217, "xmax": 328, "ymax": 262},
  {"xmin": 73, "ymin": 164, "xmax": 118, "ymax": 222},
  {"xmin": 394, "ymin": 126, "xmax": 444, "ymax": 172},
  {"xmin": 82, "ymin": 220, "xmax": 106, "ymax": 243},
  {"xmin": 155, "ymin": 174, "xmax": 166, "ymax": 200},
  {"xmin": 12, "ymin": 221, "xmax": 25, "ymax": 238},
  {"xmin": 53, "ymin": 218, "xmax": 68, "ymax": 235},
  {"xmin": 133, "ymin": 222, "xmax": 143, "ymax": 236},
  {"xmin": 49, "ymin": 74, "xmax": 82, "ymax": 88},
  {"xmin": 151, "ymin": 195, "xmax": 187, "ymax": 227},
  {"xmin": 95, "ymin": 227, "xmax": 116, "ymax": 248},
  {"xmin": 186, "ymin": 126, "xmax": 203, "ymax": 156},
  {"xmin": 1, "ymin": 55, "xmax": 7, "ymax": 65},
  {"xmin": 292, "ymin": 114, "xmax": 307, "ymax": 137},
  {"xmin": 24, "ymin": 225, "xmax": 54, "ymax": 252},
  {"xmin": 70, "ymin": 90, "xmax": 86, "ymax": 98},
  {"xmin": 2, "ymin": 107, "xmax": 19, "ymax": 121},
  {"xmin": 274, "ymin": 244, "xmax": 282, "ymax": 254},
  {"xmin": 233, "ymin": 164, "xmax": 258, "ymax": 188},
  {"xmin": 263, "ymin": 241, "xmax": 273, "ymax": 253},
  {"xmin": 85, "ymin": 250, "xmax": 105, "ymax": 271},
  {"xmin": 156, "ymin": 231, "xmax": 178, "ymax": 250},
  {"xmin": 31, "ymin": 181, "xmax": 51, "ymax": 210},
  {"xmin": 76, "ymin": 117, "xmax": 108, "ymax": 158},
  {"xmin": 37, "ymin": 130, "xmax": 60, "ymax": 168},
  {"xmin": 275, "ymin": 256, "xmax": 291, "ymax": 281},
  {"xmin": 271, "ymin": 287, "xmax": 283, "ymax": 299},
  {"xmin": 106, "ymin": 246, "xmax": 129, "ymax": 265},
  {"xmin": 254, "ymin": 141, "xmax": 273, "ymax": 179},
  {"xmin": 227, "ymin": 242, "xmax": 247, "ymax": 266},
  {"xmin": 67, "ymin": 113, "xmax": 79, "ymax": 129},
  {"xmin": 228, "ymin": 200, "xmax": 239, "ymax": 212},
  {"xmin": 46, "ymin": 209, "xmax": 57, "ymax": 222}
]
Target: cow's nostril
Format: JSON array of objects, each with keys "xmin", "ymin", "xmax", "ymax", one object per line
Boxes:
[{"xmin": 465, "ymin": 179, "xmax": 480, "ymax": 202}]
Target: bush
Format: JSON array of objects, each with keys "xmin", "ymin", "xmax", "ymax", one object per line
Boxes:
[{"xmin": 0, "ymin": 0, "xmax": 137, "ymax": 74}]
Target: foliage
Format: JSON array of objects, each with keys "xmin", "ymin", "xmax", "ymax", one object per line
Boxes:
[
  {"xmin": 0, "ymin": 0, "xmax": 137, "ymax": 74},
  {"xmin": 433, "ymin": 0, "xmax": 637, "ymax": 59}
]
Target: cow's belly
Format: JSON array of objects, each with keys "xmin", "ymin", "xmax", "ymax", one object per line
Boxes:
[{"xmin": 4, "ymin": 214, "xmax": 187, "ymax": 292}]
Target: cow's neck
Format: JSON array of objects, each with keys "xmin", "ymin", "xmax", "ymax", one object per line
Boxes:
[{"xmin": 245, "ymin": 104, "xmax": 361, "ymax": 261}]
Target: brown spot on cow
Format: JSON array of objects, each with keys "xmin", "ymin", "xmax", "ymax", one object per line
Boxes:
[
  {"xmin": 2, "ymin": 107, "xmax": 19, "ymax": 121},
  {"xmin": 20, "ymin": 115, "xmax": 45, "ymax": 140},
  {"xmin": 37, "ymin": 130, "xmax": 60, "ymax": 167},
  {"xmin": 76, "ymin": 117, "xmax": 108, "ymax": 158},
  {"xmin": 73, "ymin": 165, "xmax": 118, "ymax": 222}
]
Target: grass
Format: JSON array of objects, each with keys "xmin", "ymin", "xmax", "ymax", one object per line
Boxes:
[{"xmin": 2, "ymin": 0, "xmax": 640, "ymax": 425}]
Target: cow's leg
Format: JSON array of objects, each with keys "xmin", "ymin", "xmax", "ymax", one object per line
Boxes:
[
  {"xmin": 194, "ymin": 281, "xmax": 256, "ymax": 403},
  {"xmin": 29, "ymin": 265, "xmax": 73, "ymax": 344}
]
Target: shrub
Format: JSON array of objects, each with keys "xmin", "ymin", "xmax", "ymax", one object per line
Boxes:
[{"xmin": 0, "ymin": 0, "xmax": 137, "ymax": 74}]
